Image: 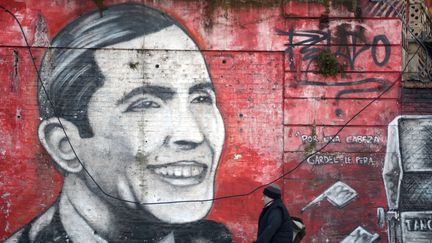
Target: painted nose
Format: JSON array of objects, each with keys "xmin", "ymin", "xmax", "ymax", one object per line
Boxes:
[{"xmin": 169, "ymin": 109, "xmax": 205, "ymax": 150}]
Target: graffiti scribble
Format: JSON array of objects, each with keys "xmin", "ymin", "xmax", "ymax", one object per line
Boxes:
[{"xmin": 277, "ymin": 24, "xmax": 392, "ymax": 99}]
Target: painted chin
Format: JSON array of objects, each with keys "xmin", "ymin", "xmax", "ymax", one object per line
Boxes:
[{"xmin": 147, "ymin": 161, "xmax": 209, "ymax": 186}]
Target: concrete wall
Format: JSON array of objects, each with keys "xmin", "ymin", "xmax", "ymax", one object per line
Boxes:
[{"xmin": 0, "ymin": 0, "xmax": 431, "ymax": 242}]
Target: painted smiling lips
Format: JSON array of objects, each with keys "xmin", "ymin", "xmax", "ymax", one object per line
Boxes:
[{"xmin": 148, "ymin": 161, "xmax": 208, "ymax": 186}]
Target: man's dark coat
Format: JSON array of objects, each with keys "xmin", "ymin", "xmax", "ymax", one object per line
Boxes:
[{"xmin": 256, "ymin": 199, "xmax": 293, "ymax": 243}]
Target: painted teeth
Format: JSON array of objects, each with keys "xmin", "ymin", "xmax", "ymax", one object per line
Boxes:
[{"xmin": 153, "ymin": 165, "xmax": 204, "ymax": 178}]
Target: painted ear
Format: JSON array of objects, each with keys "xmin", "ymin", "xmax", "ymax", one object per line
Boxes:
[{"xmin": 38, "ymin": 117, "xmax": 83, "ymax": 173}]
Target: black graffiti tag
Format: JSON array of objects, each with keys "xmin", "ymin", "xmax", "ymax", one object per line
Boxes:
[{"xmin": 277, "ymin": 25, "xmax": 391, "ymax": 101}]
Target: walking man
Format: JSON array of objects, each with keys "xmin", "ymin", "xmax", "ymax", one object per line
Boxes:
[{"xmin": 255, "ymin": 184, "xmax": 294, "ymax": 243}]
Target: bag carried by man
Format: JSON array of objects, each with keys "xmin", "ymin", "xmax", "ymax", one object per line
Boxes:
[{"xmin": 291, "ymin": 217, "xmax": 306, "ymax": 243}]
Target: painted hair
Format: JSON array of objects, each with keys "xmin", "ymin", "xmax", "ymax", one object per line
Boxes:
[{"xmin": 38, "ymin": 3, "xmax": 183, "ymax": 137}]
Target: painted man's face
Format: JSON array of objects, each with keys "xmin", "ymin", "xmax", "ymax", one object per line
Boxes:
[{"xmin": 75, "ymin": 26, "xmax": 225, "ymax": 223}]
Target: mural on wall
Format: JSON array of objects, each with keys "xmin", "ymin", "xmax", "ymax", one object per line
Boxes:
[
  {"xmin": 2, "ymin": 0, "xmax": 431, "ymax": 242},
  {"xmin": 280, "ymin": 1, "xmax": 401, "ymax": 241},
  {"xmin": 5, "ymin": 3, "xmax": 231, "ymax": 243},
  {"xmin": 380, "ymin": 115, "xmax": 432, "ymax": 243},
  {"xmin": 340, "ymin": 226, "xmax": 379, "ymax": 243},
  {"xmin": 279, "ymin": 24, "xmax": 392, "ymax": 103},
  {"xmin": 301, "ymin": 181, "xmax": 358, "ymax": 213}
]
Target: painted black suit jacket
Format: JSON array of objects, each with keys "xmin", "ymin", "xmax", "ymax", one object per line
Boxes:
[{"xmin": 8, "ymin": 202, "xmax": 232, "ymax": 243}]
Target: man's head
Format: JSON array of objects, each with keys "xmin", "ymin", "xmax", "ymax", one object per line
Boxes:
[
  {"xmin": 263, "ymin": 184, "xmax": 281, "ymax": 205},
  {"xmin": 37, "ymin": 4, "xmax": 225, "ymax": 224}
]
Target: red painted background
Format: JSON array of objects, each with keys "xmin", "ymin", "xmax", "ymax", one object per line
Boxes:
[{"xmin": 0, "ymin": 0, "xmax": 405, "ymax": 242}]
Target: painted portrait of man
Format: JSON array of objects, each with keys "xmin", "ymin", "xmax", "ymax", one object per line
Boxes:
[{"xmin": 6, "ymin": 3, "xmax": 231, "ymax": 242}]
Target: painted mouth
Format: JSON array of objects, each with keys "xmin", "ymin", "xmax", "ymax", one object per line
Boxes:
[{"xmin": 147, "ymin": 161, "xmax": 208, "ymax": 186}]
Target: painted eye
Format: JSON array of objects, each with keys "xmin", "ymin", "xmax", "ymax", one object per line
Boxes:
[
  {"xmin": 125, "ymin": 99, "xmax": 160, "ymax": 112},
  {"xmin": 191, "ymin": 95, "xmax": 213, "ymax": 105}
]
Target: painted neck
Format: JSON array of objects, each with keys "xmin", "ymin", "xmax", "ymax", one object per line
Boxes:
[
  {"xmin": 60, "ymin": 174, "xmax": 171, "ymax": 242},
  {"xmin": 60, "ymin": 174, "xmax": 117, "ymax": 241}
]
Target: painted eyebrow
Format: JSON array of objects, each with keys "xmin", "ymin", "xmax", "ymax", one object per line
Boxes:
[
  {"xmin": 189, "ymin": 82, "xmax": 214, "ymax": 94},
  {"xmin": 116, "ymin": 85, "xmax": 175, "ymax": 105}
]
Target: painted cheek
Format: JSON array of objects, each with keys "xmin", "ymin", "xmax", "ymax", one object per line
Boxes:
[
  {"xmin": 192, "ymin": 109, "xmax": 212, "ymax": 135},
  {"xmin": 210, "ymin": 108, "xmax": 225, "ymax": 145},
  {"xmin": 195, "ymin": 108, "xmax": 224, "ymax": 161}
]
